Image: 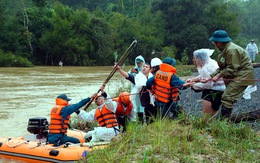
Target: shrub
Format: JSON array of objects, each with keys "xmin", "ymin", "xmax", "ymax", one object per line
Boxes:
[{"xmin": 0, "ymin": 50, "xmax": 33, "ymax": 67}]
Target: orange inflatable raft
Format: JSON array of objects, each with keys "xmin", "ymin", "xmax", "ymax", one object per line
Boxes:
[{"xmin": 0, "ymin": 117, "xmax": 108, "ymax": 163}]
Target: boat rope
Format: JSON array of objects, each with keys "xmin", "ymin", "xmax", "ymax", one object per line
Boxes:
[
  {"xmin": 94, "ymin": 85, "xmax": 193, "ymax": 101},
  {"xmin": 101, "ymin": 76, "xmax": 260, "ymax": 101},
  {"xmin": 5, "ymin": 138, "xmax": 43, "ymax": 149},
  {"xmin": 5, "ymin": 138, "xmax": 28, "ymax": 148},
  {"xmin": 223, "ymin": 77, "xmax": 260, "ymax": 82}
]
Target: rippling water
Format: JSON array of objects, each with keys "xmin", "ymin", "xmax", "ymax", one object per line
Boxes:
[{"xmin": 0, "ymin": 66, "xmax": 130, "ymax": 138}]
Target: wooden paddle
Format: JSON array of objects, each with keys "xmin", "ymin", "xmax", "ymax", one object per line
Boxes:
[{"xmin": 83, "ymin": 40, "xmax": 138, "ymax": 111}]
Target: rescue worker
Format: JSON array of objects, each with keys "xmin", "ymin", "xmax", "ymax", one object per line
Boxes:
[
  {"xmin": 113, "ymin": 92, "xmax": 135, "ymax": 132},
  {"xmin": 128, "ymin": 55, "xmax": 145, "ymax": 123},
  {"xmin": 146, "ymin": 57, "xmax": 186, "ymax": 119},
  {"xmin": 47, "ymin": 93, "xmax": 96, "ymax": 146},
  {"xmin": 76, "ymin": 85, "xmax": 120, "ymax": 142},
  {"xmin": 206, "ymin": 30, "xmax": 254, "ymax": 119}
]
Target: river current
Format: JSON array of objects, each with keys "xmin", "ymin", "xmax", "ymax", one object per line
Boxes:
[{"xmin": 0, "ymin": 66, "xmax": 130, "ymax": 138}]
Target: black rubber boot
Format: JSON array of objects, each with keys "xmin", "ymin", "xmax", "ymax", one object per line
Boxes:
[
  {"xmin": 137, "ymin": 112, "xmax": 144, "ymax": 124},
  {"xmin": 117, "ymin": 116, "xmax": 127, "ymax": 133},
  {"xmin": 220, "ymin": 105, "xmax": 232, "ymax": 119}
]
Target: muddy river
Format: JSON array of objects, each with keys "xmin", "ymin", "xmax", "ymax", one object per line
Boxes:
[{"xmin": 0, "ymin": 66, "xmax": 131, "ymax": 138}]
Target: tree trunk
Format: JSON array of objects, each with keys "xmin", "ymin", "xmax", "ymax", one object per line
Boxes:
[{"xmin": 21, "ymin": 0, "xmax": 33, "ymax": 55}]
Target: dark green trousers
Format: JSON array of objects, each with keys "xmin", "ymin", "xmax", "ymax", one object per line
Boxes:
[{"xmin": 222, "ymin": 81, "xmax": 247, "ymax": 108}]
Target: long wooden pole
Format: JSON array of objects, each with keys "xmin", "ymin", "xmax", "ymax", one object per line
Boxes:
[{"xmin": 84, "ymin": 40, "xmax": 137, "ymax": 110}]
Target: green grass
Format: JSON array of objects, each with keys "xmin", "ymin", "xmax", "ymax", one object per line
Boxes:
[
  {"xmin": 176, "ymin": 65, "xmax": 195, "ymax": 77},
  {"xmin": 82, "ymin": 116, "xmax": 259, "ymax": 162}
]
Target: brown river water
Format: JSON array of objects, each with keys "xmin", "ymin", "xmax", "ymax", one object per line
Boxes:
[{"xmin": 0, "ymin": 66, "xmax": 131, "ymax": 138}]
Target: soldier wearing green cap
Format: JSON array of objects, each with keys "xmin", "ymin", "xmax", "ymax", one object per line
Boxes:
[{"xmin": 207, "ymin": 30, "xmax": 254, "ymax": 119}]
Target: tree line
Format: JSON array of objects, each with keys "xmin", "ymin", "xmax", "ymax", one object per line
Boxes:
[{"xmin": 0, "ymin": 0, "xmax": 259, "ymax": 67}]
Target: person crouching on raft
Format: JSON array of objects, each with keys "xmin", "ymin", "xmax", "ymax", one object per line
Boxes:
[{"xmin": 47, "ymin": 93, "xmax": 96, "ymax": 146}]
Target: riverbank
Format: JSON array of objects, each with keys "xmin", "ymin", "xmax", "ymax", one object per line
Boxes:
[
  {"xmin": 84, "ymin": 67, "xmax": 260, "ymax": 162},
  {"xmin": 179, "ymin": 67, "xmax": 260, "ymax": 131},
  {"xmin": 85, "ymin": 115, "xmax": 259, "ymax": 162}
]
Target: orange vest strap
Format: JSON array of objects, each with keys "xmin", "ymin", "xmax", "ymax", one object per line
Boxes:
[{"xmin": 95, "ymin": 106, "xmax": 118, "ymax": 128}]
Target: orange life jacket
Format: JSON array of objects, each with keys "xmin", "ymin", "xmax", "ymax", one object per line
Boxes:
[
  {"xmin": 154, "ymin": 63, "xmax": 179, "ymax": 103},
  {"xmin": 113, "ymin": 97, "xmax": 133, "ymax": 117},
  {"xmin": 49, "ymin": 98, "xmax": 70, "ymax": 134},
  {"xmin": 95, "ymin": 105, "xmax": 118, "ymax": 128}
]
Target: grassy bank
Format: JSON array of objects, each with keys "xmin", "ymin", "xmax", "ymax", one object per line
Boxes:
[
  {"xmin": 83, "ymin": 116, "xmax": 259, "ymax": 162},
  {"xmin": 75, "ymin": 64, "xmax": 259, "ymax": 162}
]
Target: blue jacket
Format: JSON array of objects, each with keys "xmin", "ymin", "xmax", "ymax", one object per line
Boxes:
[
  {"xmin": 60, "ymin": 98, "xmax": 90, "ymax": 119},
  {"xmin": 47, "ymin": 97, "xmax": 90, "ymax": 144}
]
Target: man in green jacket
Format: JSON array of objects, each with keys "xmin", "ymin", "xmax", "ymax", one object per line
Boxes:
[{"xmin": 207, "ymin": 30, "xmax": 254, "ymax": 118}]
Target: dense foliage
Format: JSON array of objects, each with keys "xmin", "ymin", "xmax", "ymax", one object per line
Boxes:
[{"xmin": 0, "ymin": 0, "xmax": 259, "ymax": 66}]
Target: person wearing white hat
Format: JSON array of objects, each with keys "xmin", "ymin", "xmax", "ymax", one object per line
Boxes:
[
  {"xmin": 186, "ymin": 49, "xmax": 226, "ymax": 116},
  {"xmin": 150, "ymin": 57, "xmax": 162, "ymax": 75},
  {"xmin": 146, "ymin": 57, "xmax": 186, "ymax": 119}
]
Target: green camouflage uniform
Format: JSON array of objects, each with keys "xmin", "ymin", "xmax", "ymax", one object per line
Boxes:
[{"xmin": 211, "ymin": 42, "xmax": 254, "ymax": 108}]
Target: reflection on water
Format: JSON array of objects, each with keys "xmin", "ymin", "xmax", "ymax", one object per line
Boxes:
[{"xmin": 0, "ymin": 66, "xmax": 130, "ymax": 138}]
